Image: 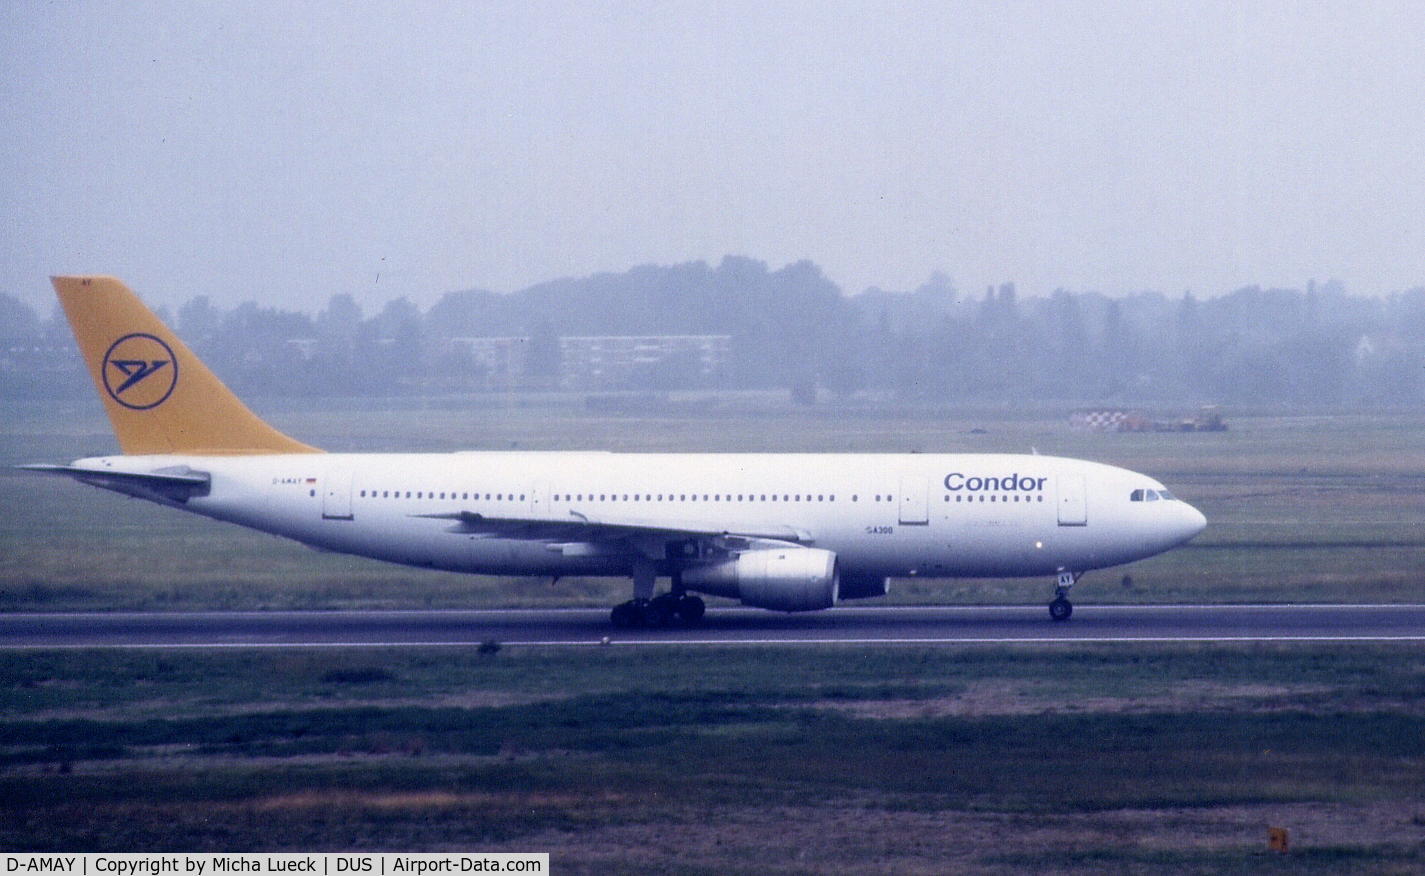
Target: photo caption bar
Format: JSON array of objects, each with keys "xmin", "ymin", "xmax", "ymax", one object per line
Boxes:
[{"xmin": 1, "ymin": 855, "xmax": 548, "ymax": 876}]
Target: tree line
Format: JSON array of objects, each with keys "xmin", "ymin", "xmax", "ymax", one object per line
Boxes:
[{"xmin": 2, "ymin": 256, "xmax": 1422, "ymax": 406}]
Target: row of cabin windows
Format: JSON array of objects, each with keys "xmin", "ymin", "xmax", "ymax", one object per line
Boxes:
[
  {"xmin": 360, "ymin": 490, "xmax": 526, "ymax": 501},
  {"xmin": 945, "ymin": 494, "xmax": 1046, "ymax": 503},
  {"xmin": 354, "ymin": 490, "xmax": 914, "ymax": 504},
  {"xmin": 552, "ymin": 492, "xmax": 857, "ymax": 503},
  {"xmin": 348, "ymin": 492, "xmax": 1058, "ymax": 505}
]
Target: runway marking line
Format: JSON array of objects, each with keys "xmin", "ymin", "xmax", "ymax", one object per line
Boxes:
[{"xmin": 6, "ymin": 635, "xmax": 1425, "ymax": 650}]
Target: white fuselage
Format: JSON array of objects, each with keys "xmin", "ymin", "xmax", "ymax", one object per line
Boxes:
[{"xmin": 71, "ymin": 451, "xmax": 1206, "ymax": 585}]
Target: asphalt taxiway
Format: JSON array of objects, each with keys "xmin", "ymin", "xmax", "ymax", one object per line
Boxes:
[{"xmin": 3, "ymin": 604, "xmax": 1425, "ymax": 648}]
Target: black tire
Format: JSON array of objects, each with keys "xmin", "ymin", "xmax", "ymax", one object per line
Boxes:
[
  {"xmin": 639, "ymin": 598, "xmax": 673, "ymax": 627},
  {"xmin": 677, "ymin": 595, "xmax": 706, "ymax": 624},
  {"xmin": 1049, "ymin": 597, "xmax": 1073, "ymax": 621},
  {"xmin": 610, "ymin": 602, "xmax": 638, "ymax": 628}
]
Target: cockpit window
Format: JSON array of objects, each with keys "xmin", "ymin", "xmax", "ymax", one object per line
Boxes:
[{"xmin": 1133, "ymin": 487, "xmax": 1179, "ymax": 503}]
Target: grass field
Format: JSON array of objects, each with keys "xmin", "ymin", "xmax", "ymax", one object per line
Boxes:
[
  {"xmin": 3, "ymin": 396, "xmax": 1424, "ymax": 610},
  {"xmin": 4, "ymin": 644, "xmax": 1425, "ymax": 870},
  {"xmin": 4, "ymin": 397, "xmax": 1425, "ymax": 867}
]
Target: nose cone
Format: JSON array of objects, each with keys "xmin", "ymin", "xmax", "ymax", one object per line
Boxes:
[{"xmin": 1176, "ymin": 501, "xmax": 1208, "ymax": 543}]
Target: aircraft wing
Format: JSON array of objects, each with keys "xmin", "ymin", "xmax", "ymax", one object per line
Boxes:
[
  {"xmin": 16, "ymin": 463, "xmax": 211, "ymax": 502},
  {"xmin": 413, "ymin": 509, "xmax": 813, "ymax": 550}
]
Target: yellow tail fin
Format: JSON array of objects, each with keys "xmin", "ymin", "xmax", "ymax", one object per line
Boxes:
[{"xmin": 52, "ymin": 276, "xmax": 322, "ymax": 455}]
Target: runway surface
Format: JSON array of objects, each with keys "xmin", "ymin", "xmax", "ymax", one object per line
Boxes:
[{"xmin": 3, "ymin": 604, "xmax": 1425, "ymax": 648}]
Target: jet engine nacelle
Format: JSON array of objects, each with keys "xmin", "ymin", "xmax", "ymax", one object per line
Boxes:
[{"xmin": 682, "ymin": 547, "xmax": 839, "ymax": 612}]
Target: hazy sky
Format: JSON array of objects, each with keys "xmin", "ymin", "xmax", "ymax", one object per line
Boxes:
[{"xmin": 4, "ymin": 1, "xmax": 1424, "ymax": 310}]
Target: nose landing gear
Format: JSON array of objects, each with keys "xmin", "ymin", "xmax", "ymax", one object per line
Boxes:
[{"xmin": 1049, "ymin": 570, "xmax": 1078, "ymax": 621}]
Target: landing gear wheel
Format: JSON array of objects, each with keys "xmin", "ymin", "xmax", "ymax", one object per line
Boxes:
[
  {"xmin": 610, "ymin": 601, "xmax": 639, "ymax": 628},
  {"xmin": 639, "ymin": 597, "xmax": 675, "ymax": 627},
  {"xmin": 1049, "ymin": 597, "xmax": 1073, "ymax": 622},
  {"xmin": 676, "ymin": 594, "xmax": 705, "ymax": 624},
  {"xmin": 610, "ymin": 592, "xmax": 705, "ymax": 628}
]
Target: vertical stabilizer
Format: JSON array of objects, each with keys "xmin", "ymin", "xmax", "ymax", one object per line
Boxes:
[{"xmin": 52, "ymin": 275, "xmax": 321, "ymax": 455}]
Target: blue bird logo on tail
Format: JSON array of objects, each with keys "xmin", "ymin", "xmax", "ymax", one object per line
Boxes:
[{"xmin": 102, "ymin": 333, "xmax": 178, "ymax": 410}]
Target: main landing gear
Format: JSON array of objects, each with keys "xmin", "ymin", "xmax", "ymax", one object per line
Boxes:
[
  {"xmin": 610, "ymin": 593, "xmax": 706, "ymax": 628},
  {"xmin": 610, "ymin": 558, "xmax": 705, "ymax": 628},
  {"xmin": 1049, "ymin": 570, "xmax": 1078, "ymax": 621}
]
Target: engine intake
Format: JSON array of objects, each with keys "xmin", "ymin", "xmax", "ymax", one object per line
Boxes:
[{"xmin": 682, "ymin": 547, "xmax": 839, "ymax": 612}]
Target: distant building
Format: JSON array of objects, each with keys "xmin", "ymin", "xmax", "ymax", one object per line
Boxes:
[
  {"xmin": 286, "ymin": 338, "xmax": 318, "ymax": 360},
  {"xmin": 557, "ymin": 335, "xmax": 731, "ymax": 389},
  {"xmin": 446, "ymin": 336, "xmax": 530, "ymax": 384},
  {"xmin": 437, "ymin": 334, "xmax": 731, "ymax": 390}
]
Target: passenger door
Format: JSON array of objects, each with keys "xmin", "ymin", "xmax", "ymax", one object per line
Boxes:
[
  {"xmin": 321, "ymin": 468, "xmax": 354, "ymax": 520},
  {"xmin": 898, "ymin": 474, "xmax": 929, "ymax": 525},
  {"xmin": 1057, "ymin": 474, "xmax": 1087, "ymax": 526}
]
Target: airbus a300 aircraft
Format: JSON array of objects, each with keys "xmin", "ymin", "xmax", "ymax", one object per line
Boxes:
[{"xmin": 23, "ymin": 276, "xmax": 1206, "ymax": 625}]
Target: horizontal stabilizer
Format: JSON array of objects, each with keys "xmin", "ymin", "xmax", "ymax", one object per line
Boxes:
[{"xmin": 17, "ymin": 463, "xmax": 210, "ymax": 502}]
